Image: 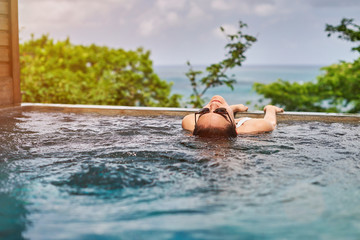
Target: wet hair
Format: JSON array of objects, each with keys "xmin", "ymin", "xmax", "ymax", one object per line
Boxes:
[{"xmin": 193, "ymin": 123, "xmax": 237, "ymax": 138}]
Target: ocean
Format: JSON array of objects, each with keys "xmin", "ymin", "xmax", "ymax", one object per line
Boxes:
[{"xmin": 155, "ymin": 65, "xmax": 323, "ymax": 108}]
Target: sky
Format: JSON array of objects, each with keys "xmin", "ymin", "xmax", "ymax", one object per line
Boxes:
[{"xmin": 18, "ymin": 0, "xmax": 360, "ymax": 66}]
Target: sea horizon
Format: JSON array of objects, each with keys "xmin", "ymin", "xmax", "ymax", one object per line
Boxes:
[
  {"xmin": 154, "ymin": 63, "xmax": 325, "ymax": 67},
  {"xmin": 154, "ymin": 64, "xmax": 324, "ymax": 108}
]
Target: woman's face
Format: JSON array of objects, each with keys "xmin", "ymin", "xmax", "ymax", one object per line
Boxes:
[{"xmin": 196, "ymin": 95, "xmax": 235, "ymax": 130}]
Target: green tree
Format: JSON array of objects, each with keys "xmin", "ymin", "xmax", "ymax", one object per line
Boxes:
[
  {"xmin": 186, "ymin": 21, "xmax": 257, "ymax": 108},
  {"xmin": 254, "ymin": 18, "xmax": 360, "ymax": 113},
  {"xmin": 20, "ymin": 35, "xmax": 181, "ymax": 107},
  {"xmin": 325, "ymin": 18, "xmax": 360, "ymax": 53}
]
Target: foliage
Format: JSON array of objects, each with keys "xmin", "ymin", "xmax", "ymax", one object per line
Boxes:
[
  {"xmin": 254, "ymin": 18, "xmax": 360, "ymax": 113},
  {"xmin": 325, "ymin": 18, "xmax": 360, "ymax": 53},
  {"xmin": 185, "ymin": 21, "xmax": 257, "ymax": 108},
  {"xmin": 20, "ymin": 35, "xmax": 181, "ymax": 107}
]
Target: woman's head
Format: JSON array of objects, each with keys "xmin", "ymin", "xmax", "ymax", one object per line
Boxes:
[
  {"xmin": 193, "ymin": 121, "xmax": 237, "ymax": 137},
  {"xmin": 193, "ymin": 96, "xmax": 237, "ymax": 138}
]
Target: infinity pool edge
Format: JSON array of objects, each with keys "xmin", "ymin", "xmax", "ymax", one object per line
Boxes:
[{"xmin": 1, "ymin": 103, "xmax": 359, "ymax": 123}]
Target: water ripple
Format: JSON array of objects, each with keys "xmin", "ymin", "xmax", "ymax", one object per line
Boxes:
[{"xmin": 1, "ymin": 111, "xmax": 360, "ymax": 239}]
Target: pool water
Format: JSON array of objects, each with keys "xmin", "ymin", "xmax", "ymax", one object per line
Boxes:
[{"xmin": 1, "ymin": 110, "xmax": 360, "ymax": 239}]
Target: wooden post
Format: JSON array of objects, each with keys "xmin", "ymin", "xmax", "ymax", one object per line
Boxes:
[{"xmin": 0, "ymin": 0, "xmax": 20, "ymax": 107}]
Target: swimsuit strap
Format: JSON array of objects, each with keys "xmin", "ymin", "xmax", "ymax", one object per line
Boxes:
[{"xmin": 236, "ymin": 117, "xmax": 252, "ymax": 128}]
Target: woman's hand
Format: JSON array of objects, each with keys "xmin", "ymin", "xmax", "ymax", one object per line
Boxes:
[{"xmin": 230, "ymin": 104, "xmax": 248, "ymax": 113}]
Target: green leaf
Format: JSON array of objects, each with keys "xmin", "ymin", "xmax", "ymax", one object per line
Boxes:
[
  {"xmin": 184, "ymin": 20, "xmax": 256, "ymax": 107},
  {"xmin": 20, "ymin": 34, "xmax": 182, "ymax": 107}
]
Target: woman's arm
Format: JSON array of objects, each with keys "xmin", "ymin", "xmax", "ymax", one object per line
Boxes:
[
  {"xmin": 230, "ymin": 104, "xmax": 248, "ymax": 113},
  {"xmin": 235, "ymin": 105, "xmax": 284, "ymax": 134}
]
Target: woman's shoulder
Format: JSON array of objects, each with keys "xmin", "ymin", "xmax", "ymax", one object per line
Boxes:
[{"xmin": 182, "ymin": 114, "xmax": 196, "ymax": 132}]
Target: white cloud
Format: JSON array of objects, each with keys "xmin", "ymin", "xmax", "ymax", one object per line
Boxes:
[
  {"xmin": 18, "ymin": 0, "xmax": 360, "ymax": 65},
  {"xmin": 254, "ymin": 3, "xmax": 277, "ymax": 17},
  {"xmin": 209, "ymin": 0, "xmax": 296, "ymax": 18},
  {"xmin": 136, "ymin": 0, "xmax": 211, "ymax": 36},
  {"xmin": 211, "ymin": 0, "xmax": 231, "ymax": 10},
  {"xmin": 234, "ymin": 1, "xmax": 251, "ymax": 14},
  {"xmin": 138, "ymin": 19, "xmax": 156, "ymax": 36},
  {"xmin": 166, "ymin": 11, "xmax": 180, "ymax": 24},
  {"xmin": 187, "ymin": 2, "xmax": 207, "ymax": 19},
  {"xmin": 137, "ymin": 5, "xmax": 182, "ymax": 36},
  {"xmin": 305, "ymin": 0, "xmax": 360, "ymax": 8},
  {"xmin": 19, "ymin": 0, "xmax": 133, "ymax": 30},
  {"xmin": 155, "ymin": 0, "xmax": 186, "ymax": 11}
]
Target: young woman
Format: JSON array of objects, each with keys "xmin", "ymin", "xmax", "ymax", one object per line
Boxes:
[{"xmin": 182, "ymin": 95, "xmax": 284, "ymax": 137}]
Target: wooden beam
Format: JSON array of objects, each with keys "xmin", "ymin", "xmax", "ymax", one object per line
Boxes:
[
  {"xmin": 0, "ymin": 15, "xmax": 9, "ymax": 31},
  {"xmin": 0, "ymin": 31, "xmax": 9, "ymax": 46},
  {"xmin": 0, "ymin": 76, "xmax": 12, "ymax": 104},
  {"xmin": 0, "ymin": 1, "xmax": 8, "ymax": 15},
  {"xmin": 0, "ymin": 62, "xmax": 9, "ymax": 76},
  {"xmin": 0, "ymin": 47, "xmax": 9, "ymax": 62},
  {"xmin": 10, "ymin": 0, "xmax": 20, "ymax": 104}
]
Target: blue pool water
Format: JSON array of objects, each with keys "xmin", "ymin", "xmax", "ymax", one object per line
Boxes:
[{"xmin": 1, "ymin": 110, "xmax": 360, "ymax": 239}]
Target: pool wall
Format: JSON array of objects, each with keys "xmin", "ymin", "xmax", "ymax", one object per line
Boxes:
[{"xmin": 18, "ymin": 103, "xmax": 360, "ymax": 123}]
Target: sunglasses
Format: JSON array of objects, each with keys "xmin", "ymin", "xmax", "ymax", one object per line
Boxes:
[{"xmin": 194, "ymin": 107, "xmax": 234, "ymax": 125}]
